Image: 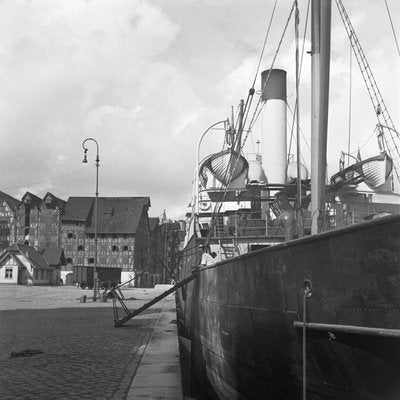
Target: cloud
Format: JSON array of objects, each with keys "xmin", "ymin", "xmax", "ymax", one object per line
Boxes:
[
  {"xmin": 0, "ymin": 0, "xmax": 188, "ymax": 210},
  {"xmin": 0, "ymin": 0, "xmax": 398, "ymax": 220}
]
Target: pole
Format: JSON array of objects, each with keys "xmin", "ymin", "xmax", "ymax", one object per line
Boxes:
[
  {"xmin": 295, "ymin": 1, "xmax": 303, "ymax": 237},
  {"xmin": 82, "ymin": 138, "xmax": 100, "ymax": 302},
  {"xmin": 310, "ymin": 0, "xmax": 332, "ymax": 234}
]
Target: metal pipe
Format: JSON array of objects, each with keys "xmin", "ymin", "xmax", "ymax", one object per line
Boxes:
[{"xmin": 293, "ymin": 321, "xmax": 400, "ymax": 338}]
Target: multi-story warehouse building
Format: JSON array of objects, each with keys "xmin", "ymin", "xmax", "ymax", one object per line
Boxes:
[
  {"xmin": 61, "ymin": 196, "xmax": 152, "ymax": 287},
  {"xmin": 16, "ymin": 192, "xmax": 66, "ymax": 248},
  {"xmin": 0, "ymin": 191, "xmax": 20, "ymax": 250},
  {"xmin": 16, "ymin": 192, "xmax": 42, "ymax": 245}
]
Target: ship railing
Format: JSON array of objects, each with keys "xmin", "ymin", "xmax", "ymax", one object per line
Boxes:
[
  {"xmin": 324, "ymin": 202, "xmax": 382, "ymax": 231},
  {"xmin": 198, "ymin": 210, "xmax": 285, "ymax": 239}
]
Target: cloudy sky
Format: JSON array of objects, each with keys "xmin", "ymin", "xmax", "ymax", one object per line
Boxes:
[{"xmin": 0, "ymin": 0, "xmax": 398, "ymax": 219}]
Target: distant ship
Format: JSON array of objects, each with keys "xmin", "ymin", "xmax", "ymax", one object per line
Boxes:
[{"xmin": 177, "ymin": 0, "xmax": 400, "ymax": 399}]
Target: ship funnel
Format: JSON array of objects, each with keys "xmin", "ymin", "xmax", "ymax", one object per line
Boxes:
[{"xmin": 260, "ymin": 69, "xmax": 287, "ymax": 184}]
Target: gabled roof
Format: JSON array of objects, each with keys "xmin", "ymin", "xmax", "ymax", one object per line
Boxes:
[
  {"xmin": 149, "ymin": 217, "xmax": 160, "ymax": 231},
  {"xmin": 19, "ymin": 192, "xmax": 42, "ymax": 209},
  {"xmin": 62, "ymin": 196, "xmax": 151, "ymax": 234},
  {"xmin": 62, "ymin": 197, "xmax": 94, "ymax": 222},
  {"xmin": 43, "ymin": 192, "xmax": 66, "ymax": 209},
  {"xmin": 0, "ymin": 191, "xmax": 20, "ymax": 212},
  {"xmin": 3, "ymin": 244, "xmax": 52, "ymax": 270},
  {"xmin": 86, "ymin": 197, "xmax": 150, "ymax": 234},
  {"xmin": 0, "ymin": 250, "xmax": 26, "ymax": 269},
  {"xmin": 42, "ymin": 247, "xmax": 66, "ymax": 266}
]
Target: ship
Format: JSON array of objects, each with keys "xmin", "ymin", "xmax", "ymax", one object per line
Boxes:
[{"xmin": 176, "ymin": 0, "xmax": 400, "ymax": 399}]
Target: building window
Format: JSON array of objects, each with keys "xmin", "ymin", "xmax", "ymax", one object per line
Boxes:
[
  {"xmin": 112, "ymin": 245, "xmax": 119, "ymax": 252},
  {"xmin": 5, "ymin": 267, "xmax": 13, "ymax": 279},
  {"xmin": 68, "ymin": 232, "xmax": 76, "ymax": 239},
  {"xmin": 88, "ymin": 258, "xmax": 94, "ymax": 264},
  {"xmin": 77, "ymin": 245, "xmax": 84, "ymax": 251},
  {"xmin": 67, "ymin": 258, "xmax": 73, "ymax": 265},
  {"xmin": 123, "ymin": 245, "xmax": 129, "ymax": 252}
]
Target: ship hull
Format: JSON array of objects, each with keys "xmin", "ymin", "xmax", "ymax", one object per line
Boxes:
[{"xmin": 178, "ymin": 214, "xmax": 400, "ymax": 399}]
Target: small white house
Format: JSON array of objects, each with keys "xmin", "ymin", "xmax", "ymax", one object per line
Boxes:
[{"xmin": 0, "ymin": 244, "xmax": 64, "ymax": 285}]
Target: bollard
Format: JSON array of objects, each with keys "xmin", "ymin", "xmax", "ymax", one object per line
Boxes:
[{"xmin": 80, "ymin": 295, "xmax": 87, "ymax": 303}]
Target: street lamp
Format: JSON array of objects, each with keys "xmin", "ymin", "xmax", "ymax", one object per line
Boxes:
[{"xmin": 82, "ymin": 138, "xmax": 99, "ymax": 302}]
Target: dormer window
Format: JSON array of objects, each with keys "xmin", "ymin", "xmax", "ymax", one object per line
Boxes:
[{"xmin": 104, "ymin": 207, "xmax": 114, "ymax": 217}]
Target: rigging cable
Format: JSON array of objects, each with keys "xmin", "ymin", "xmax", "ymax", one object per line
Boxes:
[
  {"xmin": 335, "ymin": 0, "xmax": 400, "ymax": 185},
  {"xmin": 346, "ymin": 37, "xmax": 353, "ymax": 167},
  {"xmin": 384, "ymin": 0, "xmax": 400, "ymax": 58},
  {"xmin": 239, "ymin": 0, "xmax": 279, "ymax": 145},
  {"xmin": 287, "ymin": 0, "xmax": 311, "ymax": 163},
  {"xmin": 244, "ymin": 1, "xmax": 296, "ymax": 146},
  {"xmin": 251, "ymin": 0, "xmax": 278, "ymax": 90}
]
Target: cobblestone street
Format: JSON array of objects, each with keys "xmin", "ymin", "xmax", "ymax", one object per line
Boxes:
[{"xmin": 0, "ymin": 285, "xmax": 167, "ymax": 400}]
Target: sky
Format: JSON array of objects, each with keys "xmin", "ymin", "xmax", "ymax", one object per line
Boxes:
[{"xmin": 0, "ymin": 0, "xmax": 399, "ymax": 219}]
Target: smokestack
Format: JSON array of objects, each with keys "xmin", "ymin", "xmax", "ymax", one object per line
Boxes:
[{"xmin": 260, "ymin": 69, "xmax": 287, "ymax": 184}]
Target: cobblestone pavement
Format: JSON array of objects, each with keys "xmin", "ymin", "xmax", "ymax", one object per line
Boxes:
[{"xmin": 0, "ymin": 285, "xmax": 168, "ymax": 400}]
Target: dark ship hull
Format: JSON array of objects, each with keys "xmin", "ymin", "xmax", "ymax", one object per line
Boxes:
[{"xmin": 178, "ymin": 214, "xmax": 400, "ymax": 399}]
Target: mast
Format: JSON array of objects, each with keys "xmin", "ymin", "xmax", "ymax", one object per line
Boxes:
[
  {"xmin": 295, "ymin": 1, "xmax": 303, "ymax": 237},
  {"xmin": 235, "ymin": 99, "xmax": 245, "ymax": 152},
  {"xmin": 311, "ymin": 0, "xmax": 331, "ymax": 234}
]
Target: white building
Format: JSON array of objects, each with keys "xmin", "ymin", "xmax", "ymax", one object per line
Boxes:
[{"xmin": 0, "ymin": 244, "xmax": 64, "ymax": 285}]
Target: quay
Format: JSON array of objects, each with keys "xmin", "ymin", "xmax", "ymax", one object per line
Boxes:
[{"xmin": 0, "ymin": 285, "xmax": 185, "ymax": 400}]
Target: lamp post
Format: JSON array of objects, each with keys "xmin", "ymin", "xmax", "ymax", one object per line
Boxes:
[{"xmin": 82, "ymin": 138, "xmax": 99, "ymax": 302}]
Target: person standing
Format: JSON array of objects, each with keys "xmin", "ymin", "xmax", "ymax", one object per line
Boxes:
[{"xmin": 200, "ymin": 245, "xmax": 216, "ymax": 267}]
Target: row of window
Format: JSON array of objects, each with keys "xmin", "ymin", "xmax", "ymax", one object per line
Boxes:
[
  {"xmin": 66, "ymin": 257, "xmax": 96, "ymax": 264},
  {"xmin": 4, "ymin": 268, "xmax": 50, "ymax": 281},
  {"xmin": 66, "ymin": 233, "xmax": 132, "ymax": 241},
  {"xmin": 77, "ymin": 245, "xmax": 130, "ymax": 252},
  {"xmin": 66, "ymin": 257, "xmax": 133, "ymax": 265}
]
